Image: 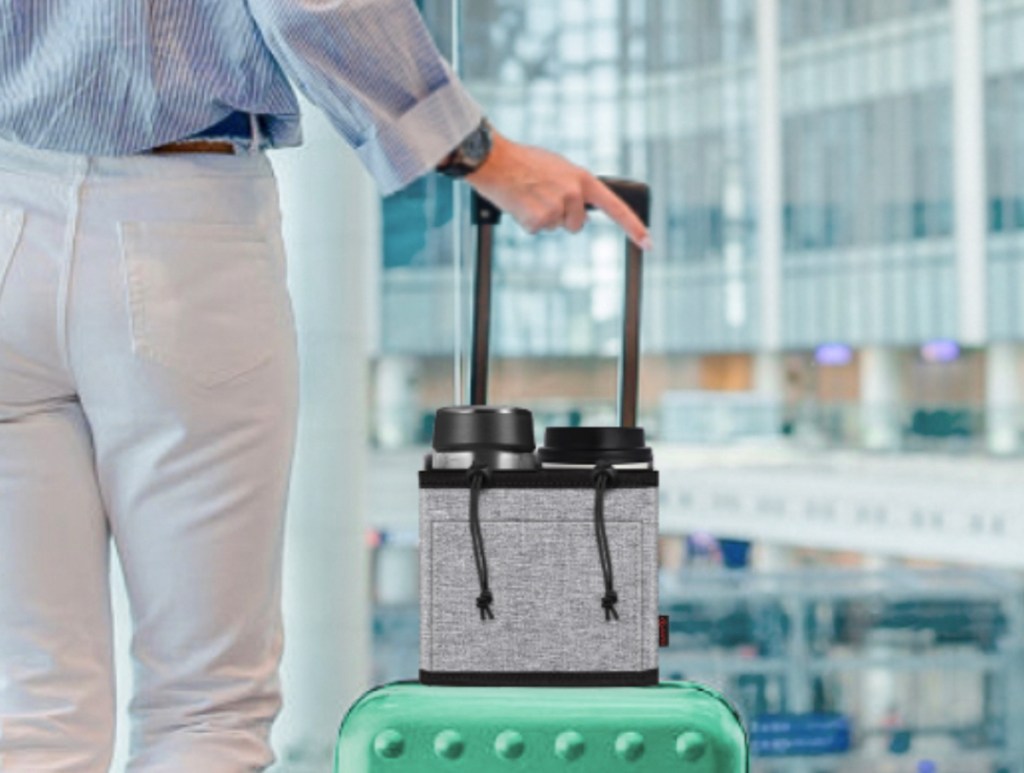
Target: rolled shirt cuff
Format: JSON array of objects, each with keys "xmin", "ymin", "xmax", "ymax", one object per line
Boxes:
[{"xmin": 354, "ymin": 71, "xmax": 484, "ymax": 196}]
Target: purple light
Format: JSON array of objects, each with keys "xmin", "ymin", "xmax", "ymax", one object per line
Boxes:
[
  {"xmin": 815, "ymin": 343, "xmax": 853, "ymax": 367},
  {"xmin": 917, "ymin": 761, "xmax": 937, "ymax": 773},
  {"xmin": 921, "ymin": 339, "xmax": 960, "ymax": 364},
  {"xmin": 687, "ymin": 532, "xmax": 719, "ymax": 556}
]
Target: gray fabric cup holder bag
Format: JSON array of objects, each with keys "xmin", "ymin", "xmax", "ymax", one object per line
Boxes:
[
  {"xmin": 419, "ymin": 464, "xmax": 659, "ymax": 687},
  {"xmin": 419, "ymin": 180, "xmax": 660, "ymax": 687}
]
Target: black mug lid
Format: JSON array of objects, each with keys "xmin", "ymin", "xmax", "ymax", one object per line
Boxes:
[
  {"xmin": 538, "ymin": 426, "xmax": 652, "ymax": 465},
  {"xmin": 432, "ymin": 406, "xmax": 536, "ymax": 454}
]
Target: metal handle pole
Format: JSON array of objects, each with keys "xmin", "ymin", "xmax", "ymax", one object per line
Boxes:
[
  {"xmin": 618, "ymin": 240, "xmax": 643, "ymax": 428},
  {"xmin": 469, "ymin": 221, "xmax": 494, "ymax": 406}
]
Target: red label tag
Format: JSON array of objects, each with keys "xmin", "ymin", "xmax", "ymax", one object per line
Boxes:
[{"xmin": 659, "ymin": 615, "xmax": 669, "ymax": 647}]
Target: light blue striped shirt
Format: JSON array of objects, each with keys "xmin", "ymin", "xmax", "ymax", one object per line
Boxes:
[{"xmin": 0, "ymin": 0, "xmax": 482, "ymax": 194}]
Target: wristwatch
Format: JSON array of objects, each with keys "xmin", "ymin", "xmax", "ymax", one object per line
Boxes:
[{"xmin": 437, "ymin": 118, "xmax": 493, "ymax": 178}]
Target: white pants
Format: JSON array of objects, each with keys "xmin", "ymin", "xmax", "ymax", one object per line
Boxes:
[{"xmin": 0, "ymin": 139, "xmax": 299, "ymax": 771}]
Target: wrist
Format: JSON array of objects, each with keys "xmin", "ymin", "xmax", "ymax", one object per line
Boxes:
[{"xmin": 466, "ymin": 128, "xmax": 507, "ymax": 183}]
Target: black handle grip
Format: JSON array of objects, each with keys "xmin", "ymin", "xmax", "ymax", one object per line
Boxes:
[{"xmin": 472, "ymin": 177, "xmax": 651, "ymax": 227}]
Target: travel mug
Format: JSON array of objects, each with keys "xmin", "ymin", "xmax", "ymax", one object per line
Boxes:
[
  {"xmin": 538, "ymin": 426, "xmax": 653, "ymax": 469},
  {"xmin": 427, "ymin": 405, "xmax": 538, "ymax": 471}
]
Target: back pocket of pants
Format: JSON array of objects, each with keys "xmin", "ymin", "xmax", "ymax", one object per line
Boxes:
[
  {"xmin": 119, "ymin": 220, "xmax": 285, "ymax": 388},
  {"xmin": 0, "ymin": 205, "xmax": 24, "ymax": 300}
]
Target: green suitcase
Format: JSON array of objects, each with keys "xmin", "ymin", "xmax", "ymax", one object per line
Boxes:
[{"xmin": 335, "ymin": 681, "xmax": 748, "ymax": 772}]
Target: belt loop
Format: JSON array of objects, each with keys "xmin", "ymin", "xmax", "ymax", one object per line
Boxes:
[{"xmin": 249, "ymin": 113, "xmax": 261, "ymax": 156}]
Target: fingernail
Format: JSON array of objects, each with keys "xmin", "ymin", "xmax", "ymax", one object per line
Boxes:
[{"xmin": 640, "ymin": 236, "xmax": 654, "ymax": 252}]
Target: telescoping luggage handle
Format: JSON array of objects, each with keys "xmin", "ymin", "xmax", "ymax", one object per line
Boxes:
[{"xmin": 469, "ymin": 177, "xmax": 651, "ymax": 426}]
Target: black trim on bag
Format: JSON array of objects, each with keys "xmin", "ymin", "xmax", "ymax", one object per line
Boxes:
[
  {"xmin": 419, "ymin": 469, "xmax": 658, "ymax": 489},
  {"xmin": 419, "ymin": 669, "xmax": 660, "ymax": 688}
]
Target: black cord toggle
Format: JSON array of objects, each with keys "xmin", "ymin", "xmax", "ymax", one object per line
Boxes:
[
  {"xmin": 467, "ymin": 464, "xmax": 495, "ymax": 620},
  {"xmin": 602, "ymin": 590, "xmax": 620, "ymax": 621},
  {"xmin": 476, "ymin": 589, "xmax": 495, "ymax": 620}
]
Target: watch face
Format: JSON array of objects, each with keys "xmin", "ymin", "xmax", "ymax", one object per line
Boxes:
[
  {"xmin": 462, "ymin": 125, "xmax": 491, "ymax": 166},
  {"xmin": 442, "ymin": 120, "xmax": 492, "ymax": 177}
]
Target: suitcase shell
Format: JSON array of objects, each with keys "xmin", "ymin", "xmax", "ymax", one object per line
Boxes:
[{"xmin": 335, "ymin": 681, "xmax": 748, "ymax": 772}]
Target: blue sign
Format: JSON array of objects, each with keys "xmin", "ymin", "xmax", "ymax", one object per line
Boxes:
[{"xmin": 751, "ymin": 713, "xmax": 852, "ymax": 757}]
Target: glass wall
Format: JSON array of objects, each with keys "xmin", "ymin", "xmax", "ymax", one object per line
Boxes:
[
  {"xmin": 781, "ymin": 0, "xmax": 949, "ymax": 43},
  {"xmin": 384, "ymin": 0, "xmax": 762, "ymax": 364},
  {"xmin": 642, "ymin": 0, "xmax": 761, "ymax": 353},
  {"xmin": 984, "ymin": 0, "xmax": 1024, "ymax": 339},
  {"xmin": 779, "ymin": 0, "xmax": 956, "ymax": 347}
]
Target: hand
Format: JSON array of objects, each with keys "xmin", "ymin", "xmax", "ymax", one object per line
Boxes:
[{"xmin": 465, "ymin": 129, "xmax": 653, "ymax": 250}]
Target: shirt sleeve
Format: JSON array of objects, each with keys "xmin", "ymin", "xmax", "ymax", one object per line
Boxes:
[{"xmin": 247, "ymin": 0, "xmax": 484, "ymax": 195}]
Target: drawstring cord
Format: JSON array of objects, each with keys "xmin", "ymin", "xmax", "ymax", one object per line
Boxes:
[
  {"xmin": 464, "ymin": 462, "xmax": 620, "ymax": 623},
  {"xmin": 467, "ymin": 464, "xmax": 494, "ymax": 620},
  {"xmin": 592, "ymin": 462, "xmax": 620, "ymax": 621}
]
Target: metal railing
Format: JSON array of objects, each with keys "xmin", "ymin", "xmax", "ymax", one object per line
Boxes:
[{"xmin": 660, "ymin": 394, "xmax": 1023, "ymax": 455}]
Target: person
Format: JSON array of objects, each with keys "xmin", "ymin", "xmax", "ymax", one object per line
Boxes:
[{"xmin": 0, "ymin": 1, "xmax": 651, "ymax": 771}]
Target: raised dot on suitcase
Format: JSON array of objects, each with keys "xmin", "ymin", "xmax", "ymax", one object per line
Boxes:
[
  {"xmin": 614, "ymin": 732, "xmax": 645, "ymax": 761},
  {"xmin": 676, "ymin": 731, "xmax": 708, "ymax": 762},
  {"xmin": 434, "ymin": 730, "xmax": 465, "ymax": 760},
  {"xmin": 372, "ymin": 729, "xmax": 405, "ymax": 759},
  {"xmin": 494, "ymin": 730, "xmax": 525, "ymax": 760},
  {"xmin": 554, "ymin": 731, "xmax": 585, "ymax": 761}
]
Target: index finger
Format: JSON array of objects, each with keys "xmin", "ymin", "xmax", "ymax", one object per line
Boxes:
[{"xmin": 581, "ymin": 174, "xmax": 652, "ymax": 250}]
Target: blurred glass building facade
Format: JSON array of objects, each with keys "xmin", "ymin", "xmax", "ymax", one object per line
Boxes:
[
  {"xmin": 986, "ymin": 0, "xmax": 1024, "ymax": 338},
  {"xmin": 377, "ymin": 0, "xmax": 1024, "ymax": 456}
]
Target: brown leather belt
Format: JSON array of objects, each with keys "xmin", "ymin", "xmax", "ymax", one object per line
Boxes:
[{"xmin": 150, "ymin": 139, "xmax": 236, "ymax": 155}]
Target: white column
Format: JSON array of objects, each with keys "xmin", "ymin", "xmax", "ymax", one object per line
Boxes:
[
  {"xmin": 952, "ymin": 0, "xmax": 988, "ymax": 345},
  {"xmin": 757, "ymin": 0, "xmax": 783, "ymax": 354},
  {"xmin": 269, "ymin": 100, "xmax": 379, "ymax": 771},
  {"xmin": 753, "ymin": 543, "xmax": 792, "ymax": 572},
  {"xmin": 860, "ymin": 347, "xmax": 902, "ymax": 451},
  {"xmin": 375, "ymin": 356, "xmax": 420, "ymax": 449},
  {"xmin": 754, "ymin": 351, "xmax": 785, "ymax": 398},
  {"xmin": 375, "ymin": 543, "xmax": 420, "ymax": 606},
  {"xmin": 754, "ymin": 350, "xmax": 787, "ymax": 437},
  {"xmin": 986, "ymin": 342, "xmax": 1022, "ymax": 455}
]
